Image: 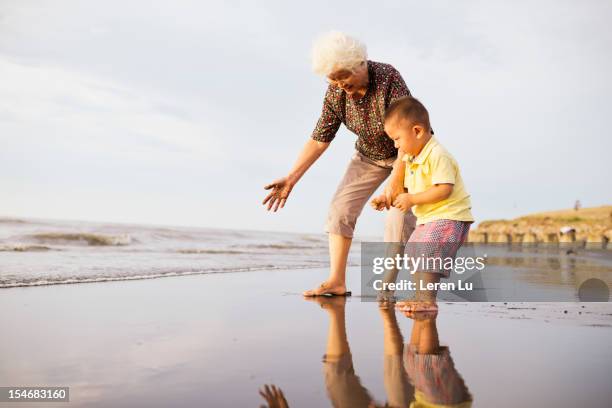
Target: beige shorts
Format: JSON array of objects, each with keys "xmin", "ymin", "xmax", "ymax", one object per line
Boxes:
[{"xmin": 326, "ymin": 151, "xmax": 416, "ymax": 242}]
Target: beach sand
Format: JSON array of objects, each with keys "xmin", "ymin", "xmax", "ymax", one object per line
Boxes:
[{"xmin": 1, "ymin": 267, "xmax": 611, "ymax": 407}]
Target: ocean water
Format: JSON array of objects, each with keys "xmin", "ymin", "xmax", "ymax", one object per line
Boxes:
[
  {"xmin": 2, "ymin": 216, "xmax": 611, "ymax": 302},
  {"xmin": 0, "ymin": 217, "xmax": 361, "ymax": 288}
]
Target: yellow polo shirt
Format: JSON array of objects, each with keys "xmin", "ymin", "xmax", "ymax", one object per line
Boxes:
[{"xmin": 402, "ymin": 137, "xmax": 474, "ymax": 225}]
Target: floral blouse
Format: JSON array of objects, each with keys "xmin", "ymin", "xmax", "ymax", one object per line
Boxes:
[{"xmin": 311, "ymin": 60, "xmax": 411, "ymax": 161}]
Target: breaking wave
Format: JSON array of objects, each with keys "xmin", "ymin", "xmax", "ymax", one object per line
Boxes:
[
  {"xmin": 242, "ymin": 243, "xmax": 325, "ymax": 250},
  {"xmin": 0, "ymin": 218, "xmax": 28, "ymax": 224},
  {"xmin": 177, "ymin": 249, "xmax": 251, "ymax": 254},
  {"xmin": 0, "ymin": 244, "xmax": 56, "ymax": 252},
  {"xmin": 0, "ymin": 264, "xmax": 323, "ymax": 288},
  {"xmin": 25, "ymin": 232, "xmax": 132, "ymax": 246}
]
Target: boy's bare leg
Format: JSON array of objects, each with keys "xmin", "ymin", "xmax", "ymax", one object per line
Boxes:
[
  {"xmin": 416, "ymin": 271, "xmax": 440, "ymax": 303},
  {"xmin": 396, "ymin": 271, "xmax": 440, "ymax": 312},
  {"xmin": 303, "ymin": 233, "xmax": 351, "ymax": 296},
  {"xmin": 407, "ymin": 312, "xmax": 440, "ymax": 355},
  {"xmin": 417, "ymin": 316, "xmax": 440, "ymax": 354},
  {"xmin": 409, "ymin": 318, "xmax": 421, "ymax": 347}
]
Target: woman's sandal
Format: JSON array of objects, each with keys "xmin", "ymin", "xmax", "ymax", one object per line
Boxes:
[{"xmin": 303, "ymin": 282, "xmax": 352, "ymax": 297}]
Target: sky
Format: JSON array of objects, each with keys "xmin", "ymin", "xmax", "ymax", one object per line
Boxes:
[{"xmin": 1, "ymin": 0, "xmax": 611, "ymax": 237}]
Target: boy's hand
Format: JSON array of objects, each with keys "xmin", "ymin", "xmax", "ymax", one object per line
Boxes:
[
  {"xmin": 392, "ymin": 193, "xmax": 413, "ymax": 212},
  {"xmin": 370, "ymin": 194, "xmax": 390, "ymax": 211},
  {"xmin": 384, "ymin": 179, "xmax": 404, "ymax": 204}
]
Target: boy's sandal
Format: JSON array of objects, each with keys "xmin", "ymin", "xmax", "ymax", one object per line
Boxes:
[
  {"xmin": 395, "ymin": 300, "xmax": 438, "ymax": 313},
  {"xmin": 394, "ymin": 297, "xmax": 419, "ymax": 309}
]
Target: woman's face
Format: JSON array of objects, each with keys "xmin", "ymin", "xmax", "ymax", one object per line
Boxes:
[{"xmin": 327, "ymin": 61, "xmax": 368, "ymax": 95}]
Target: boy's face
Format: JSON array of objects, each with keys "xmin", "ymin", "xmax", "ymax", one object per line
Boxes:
[{"xmin": 384, "ymin": 116, "xmax": 426, "ymax": 156}]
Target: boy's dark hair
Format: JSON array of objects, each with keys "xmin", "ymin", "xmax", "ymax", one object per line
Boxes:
[{"xmin": 385, "ymin": 96, "xmax": 432, "ymax": 132}]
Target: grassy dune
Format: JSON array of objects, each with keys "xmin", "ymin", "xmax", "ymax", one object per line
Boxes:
[{"xmin": 471, "ymin": 205, "xmax": 612, "ymax": 244}]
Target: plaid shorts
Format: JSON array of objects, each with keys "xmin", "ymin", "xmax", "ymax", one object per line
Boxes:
[
  {"xmin": 405, "ymin": 219, "xmax": 472, "ymax": 277},
  {"xmin": 404, "ymin": 345, "xmax": 472, "ymax": 405}
]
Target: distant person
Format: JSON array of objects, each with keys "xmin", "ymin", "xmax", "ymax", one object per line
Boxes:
[
  {"xmin": 371, "ymin": 97, "xmax": 474, "ymax": 312},
  {"xmin": 559, "ymin": 226, "xmax": 577, "ymax": 254},
  {"xmin": 574, "ymin": 200, "xmax": 581, "ymax": 211},
  {"xmin": 262, "ymin": 31, "xmax": 418, "ymax": 296}
]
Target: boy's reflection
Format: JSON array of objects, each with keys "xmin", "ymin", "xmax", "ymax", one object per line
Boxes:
[
  {"xmin": 402, "ymin": 308, "xmax": 472, "ymax": 408},
  {"xmin": 259, "ymin": 300, "xmax": 472, "ymax": 408}
]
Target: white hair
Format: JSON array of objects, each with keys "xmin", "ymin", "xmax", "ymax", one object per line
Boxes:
[{"xmin": 311, "ymin": 31, "xmax": 367, "ymax": 76}]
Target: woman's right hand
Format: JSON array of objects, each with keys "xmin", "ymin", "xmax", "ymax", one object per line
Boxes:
[
  {"xmin": 262, "ymin": 177, "xmax": 294, "ymax": 212},
  {"xmin": 259, "ymin": 384, "xmax": 289, "ymax": 408}
]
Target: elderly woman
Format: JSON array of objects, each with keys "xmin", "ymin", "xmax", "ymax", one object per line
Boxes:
[{"xmin": 263, "ymin": 32, "xmax": 416, "ymax": 296}]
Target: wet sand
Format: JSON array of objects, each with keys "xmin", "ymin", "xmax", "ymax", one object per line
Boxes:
[{"xmin": 1, "ymin": 267, "xmax": 611, "ymax": 407}]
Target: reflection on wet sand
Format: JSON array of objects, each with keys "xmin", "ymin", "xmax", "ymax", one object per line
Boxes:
[
  {"xmin": 484, "ymin": 247, "xmax": 612, "ymax": 299},
  {"xmin": 258, "ymin": 298, "xmax": 471, "ymax": 408},
  {"xmin": 403, "ymin": 309, "xmax": 472, "ymax": 408},
  {"xmin": 370, "ymin": 244, "xmax": 612, "ymax": 302}
]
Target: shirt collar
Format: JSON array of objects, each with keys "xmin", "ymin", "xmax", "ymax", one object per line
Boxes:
[
  {"xmin": 366, "ymin": 60, "xmax": 375, "ymax": 91},
  {"xmin": 402, "ymin": 137, "xmax": 438, "ymax": 165},
  {"xmin": 352, "ymin": 60, "xmax": 374, "ymax": 103}
]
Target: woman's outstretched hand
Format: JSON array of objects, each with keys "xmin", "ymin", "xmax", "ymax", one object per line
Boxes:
[
  {"xmin": 262, "ymin": 177, "xmax": 294, "ymax": 212},
  {"xmin": 259, "ymin": 384, "xmax": 289, "ymax": 408}
]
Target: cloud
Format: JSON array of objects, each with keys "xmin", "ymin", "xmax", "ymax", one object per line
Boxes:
[
  {"xmin": 0, "ymin": 0, "xmax": 610, "ymax": 232},
  {"xmin": 0, "ymin": 56, "xmax": 221, "ymax": 164}
]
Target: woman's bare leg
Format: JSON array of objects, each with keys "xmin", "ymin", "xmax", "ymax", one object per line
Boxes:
[
  {"xmin": 327, "ymin": 233, "xmax": 352, "ymax": 285},
  {"xmin": 303, "ymin": 233, "xmax": 351, "ymax": 296}
]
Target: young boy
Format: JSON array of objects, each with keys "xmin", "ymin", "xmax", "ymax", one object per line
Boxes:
[{"xmin": 371, "ymin": 96, "xmax": 473, "ymax": 312}]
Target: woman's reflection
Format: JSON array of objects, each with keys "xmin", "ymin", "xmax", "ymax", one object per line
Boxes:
[
  {"xmin": 259, "ymin": 301, "xmax": 472, "ymax": 408},
  {"xmin": 316, "ymin": 295, "xmax": 378, "ymax": 407}
]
